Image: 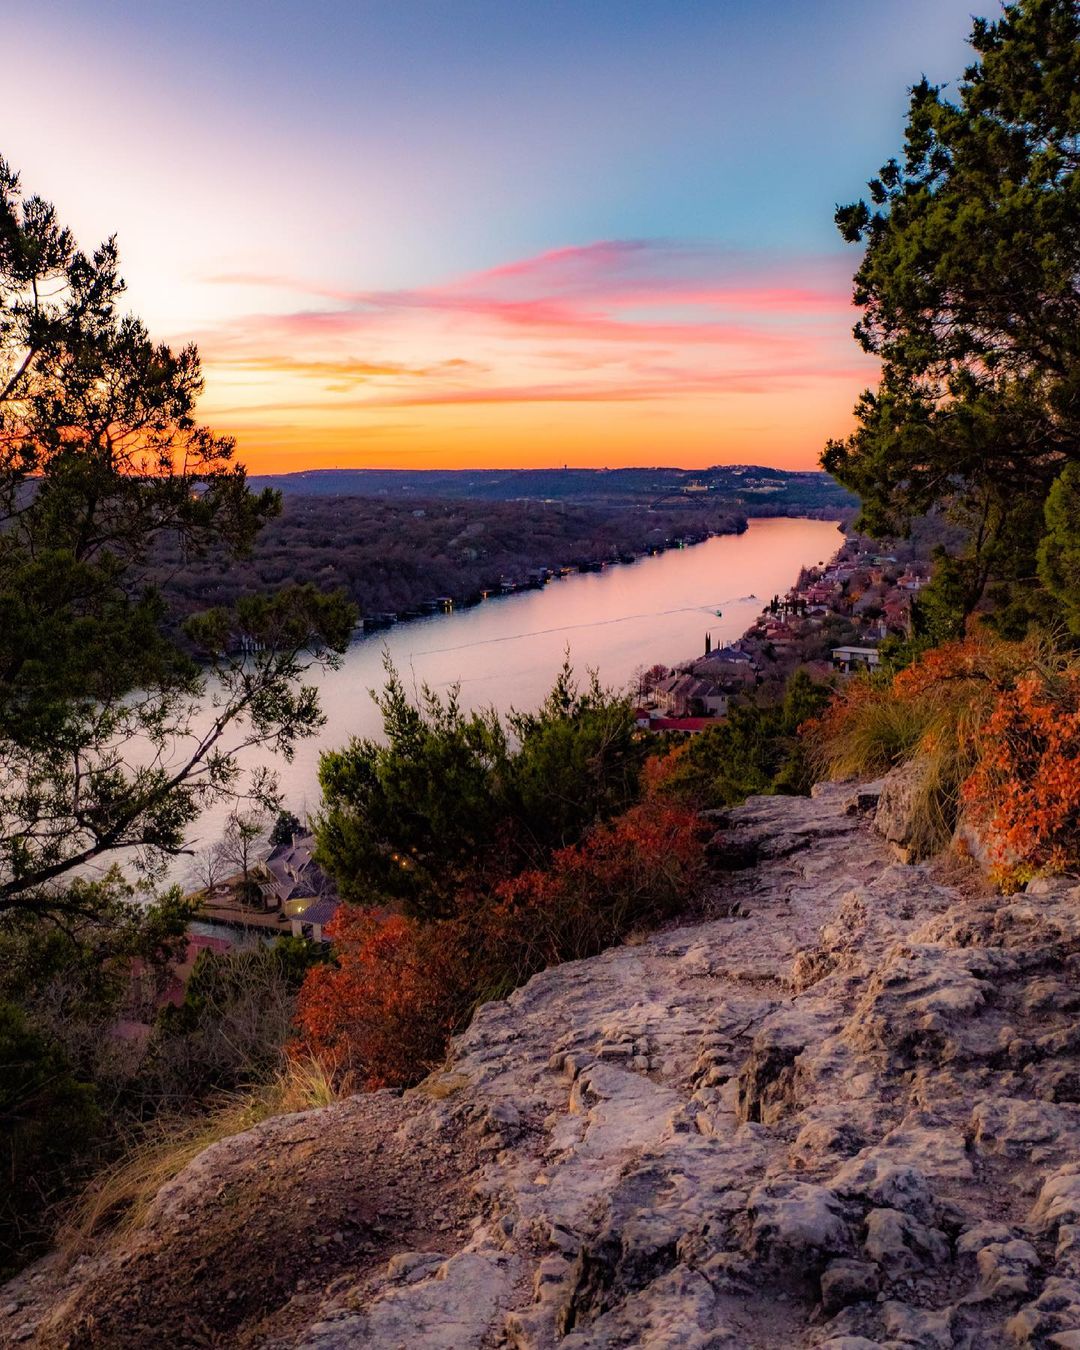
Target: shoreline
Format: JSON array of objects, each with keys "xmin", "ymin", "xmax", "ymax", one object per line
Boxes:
[
  {"xmin": 346, "ymin": 516, "xmax": 747, "ymax": 640},
  {"xmin": 192, "ymin": 517, "xmax": 845, "ymax": 939}
]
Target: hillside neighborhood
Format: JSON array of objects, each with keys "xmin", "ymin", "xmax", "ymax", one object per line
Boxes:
[{"xmin": 633, "ymin": 533, "xmax": 927, "ymax": 731}]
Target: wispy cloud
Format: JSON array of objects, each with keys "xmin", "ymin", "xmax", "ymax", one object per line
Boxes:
[
  {"xmin": 191, "ymin": 239, "xmax": 869, "ymax": 431},
  {"xmin": 209, "ymin": 352, "xmax": 485, "ymax": 391}
]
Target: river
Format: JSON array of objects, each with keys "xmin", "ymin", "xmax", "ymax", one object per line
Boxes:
[{"xmin": 177, "ymin": 515, "xmax": 842, "ymax": 868}]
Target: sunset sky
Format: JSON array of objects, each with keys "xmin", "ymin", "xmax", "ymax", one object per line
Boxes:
[{"xmin": 6, "ymin": 0, "xmax": 979, "ymax": 472}]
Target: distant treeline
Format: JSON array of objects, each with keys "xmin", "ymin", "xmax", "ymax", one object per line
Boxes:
[
  {"xmin": 245, "ymin": 464, "xmax": 858, "ymax": 513},
  {"xmin": 152, "ymin": 494, "xmax": 749, "ymax": 624}
]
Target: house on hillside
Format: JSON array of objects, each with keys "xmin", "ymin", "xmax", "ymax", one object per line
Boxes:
[
  {"xmin": 653, "ymin": 673, "xmax": 728, "ymax": 718},
  {"xmin": 256, "ymin": 833, "xmax": 336, "ymax": 917},
  {"xmin": 689, "ymin": 650, "xmax": 757, "ymax": 690},
  {"xmin": 831, "ymin": 645, "xmax": 881, "ymax": 674},
  {"xmin": 288, "ymin": 897, "xmax": 340, "ymax": 944},
  {"xmin": 898, "ymin": 568, "xmax": 928, "ymax": 592}
]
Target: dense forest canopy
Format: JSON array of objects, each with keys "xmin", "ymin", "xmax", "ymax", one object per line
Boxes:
[{"xmin": 153, "ymin": 493, "xmax": 748, "ymax": 624}]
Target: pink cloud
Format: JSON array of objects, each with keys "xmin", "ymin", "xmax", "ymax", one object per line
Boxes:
[
  {"xmin": 194, "ymin": 239, "xmax": 870, "ymax": 418},
  {"xmin": 210, "ymin": 352, "xmax": 485, "ymax": 386},
  {"xmin": 204, "ymin": 238, "xmax": 853, "ymax": 337}
]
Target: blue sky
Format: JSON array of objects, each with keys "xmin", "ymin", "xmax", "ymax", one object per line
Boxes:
[{"xmin": 3, "ymin": 0, "xmax": 985, "ymax": 469}]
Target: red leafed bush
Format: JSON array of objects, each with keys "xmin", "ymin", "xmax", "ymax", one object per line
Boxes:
[
  {"xmin": 808, "ymin": 631, "xmax": 1080, "ymax": 885},
  {"xmin": 295, "ymin": 910, "xmax": 471, "ymax": 1089},
  {"xmin": 295, "ymin": 804, "xmax": 707, "ymax": 1087},
  {"xmin": 641, "ymin": 741, "xmax": 692, "ymax": 798},
  {"xmin": 479, "ymin": 804, "xmax": 708, "ymax": 988},
  {"xmin": 962, "ymin": 667, "xmax": 1080, "ymax": 886}
]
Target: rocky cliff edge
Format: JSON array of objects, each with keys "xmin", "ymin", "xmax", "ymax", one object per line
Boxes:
[{"xmin": 6, "ymin": 782, "xmax": 1080, "ymax": 1348}]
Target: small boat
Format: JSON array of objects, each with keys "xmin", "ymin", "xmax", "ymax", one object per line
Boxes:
[{"xmin": 715, "ymin": 609, "xmax": 723, "ymax": 617}]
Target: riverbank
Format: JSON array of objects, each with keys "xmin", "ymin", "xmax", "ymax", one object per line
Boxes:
[
  {"xmin": 635, "ymin": 524, "xmax": 935, "ymax": 719},
  {"xmin": 168, "ymin": 518, "xmax": 844, "ymax": 874},
  {"xmin": 353, "ymin": 520, "xmax": 738, "ymax": 634}
]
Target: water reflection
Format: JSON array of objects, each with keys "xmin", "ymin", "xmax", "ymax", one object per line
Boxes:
[{"xmin": 182, "ymin": 516, "xmax": 842, "ymax": 858}]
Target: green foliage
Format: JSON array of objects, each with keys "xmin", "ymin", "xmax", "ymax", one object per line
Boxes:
[
  {"xmin": 151, "ymin": 938, "xmax": 329, "ymax": 1097},
  {"xmin": 876, "ymin": 633, "xmax": 936, "ymax": 677},
  {"xmin": 0, "ymin": 880, "xmax": 191, "ymax": 1273},
  {"xmin": 0, "ymin": 885, "xmax": 323, "ymax": 1273},
  {"xmin": 316, "ymin": 656, "xmax": 644, "ymax": 919},
  {"xmin": 823, "ymin": 0, "xmax": 1080, "ymax": 626},
  {"xmin": 506, "ymin": 661, "xmax": 645, "ymax": 853},
  {"xmin": 317, "ymin": 658, "xmax": 511, "ymax": 918},
  {"xmin": 911, "ymin": 548, "xmax": 972, "ymax": 644},
  {"xmin": 1039, "ymin": 462, "xmax": 1080, "ymax": 634},
  {"xmin": 0, "ymin": 154, "xmax": 356, "ymax": 921},
  {"xmin": 0, "ymin": 1002, "xmax": 100, "ymax": 1275},
  {"xmin": 159, "ymin": 937, "xmax": 325, "ymax": 1036},
  {"xmin": 269, "ymin": 809, "xmax": 303, "ymax": 847},
  {"xmin": 0, "ymin": 876, "xmax": 192, "ymax": 1010},
  {"xmin": 655, "ymin": 670, "xmax": 832, "ymax": 809}
]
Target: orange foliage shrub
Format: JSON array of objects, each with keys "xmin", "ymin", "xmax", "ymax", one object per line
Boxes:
[
  {"xmin": 809, "ymin": 632, "xmax": 1080, "ymax": 886},
  {"xmin": 641, "ymin": 742, "xmax": 692, "ymax": 798},
  {"xmin": 295, "ymin": 804, "xmax": 707, "ymax": 1088},
  {"xmin": 962, "ymin": 667, "xmax": 1080, "ymax": 885},
  {"xmin": 481, "ymin": 804, "xmax": 707, "ymax": 986},
  {"xmin": 295, "ymin": 910, "xmax": 471, "ymax": 1089}
]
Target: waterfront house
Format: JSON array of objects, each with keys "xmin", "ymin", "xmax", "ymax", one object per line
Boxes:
[
  {"xmin": 257, "ymin": 833, "xmax": 335, "ymax": 914},
  {"xmin": 288, "ymin": 897, "xmax": 340, "ymax": 944}
]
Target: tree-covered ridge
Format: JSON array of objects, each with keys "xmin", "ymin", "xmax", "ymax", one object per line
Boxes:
[
  {"xmin": 824, "ymin": 0, "xmax": 1080, "ymax": 634},
  {"xmin": 245, "ymin": 464, "xmax": 856, "ymax": 512},
  {"xmin": 150, "ymin": 493, "xmax": 748, "ymax": 627}
]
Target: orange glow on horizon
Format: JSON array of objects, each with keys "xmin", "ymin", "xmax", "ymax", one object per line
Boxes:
[
  {"xmin": 211, "ymin": 384, "xmax": 867, "ymax": 475},
  {"xmin": 182, "ymin": 240, "xmax": 875, "ymax": 475}
]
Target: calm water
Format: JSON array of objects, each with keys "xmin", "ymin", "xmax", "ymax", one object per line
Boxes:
[{"xmin": 174, "ymin": 516, "xmax": 841, "ymax": 868}]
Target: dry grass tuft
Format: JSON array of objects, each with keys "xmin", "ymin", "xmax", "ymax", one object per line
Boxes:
[
  {"xmin": 805, "ymin": 633, "xmax": 1048, "ymax": 860},
  {"xmin": 57, "ymin": 1055, "xmax": 346, "ymax": 1260}
]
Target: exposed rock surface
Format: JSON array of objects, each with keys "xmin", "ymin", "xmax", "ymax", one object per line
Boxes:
[
  {"xmin": 6, "ymin": 782, "xmax": 1080, "ymax": 1347},
  {"xmin": 873, "ymin": 758, "xmax": 939, "ymax": 864}
]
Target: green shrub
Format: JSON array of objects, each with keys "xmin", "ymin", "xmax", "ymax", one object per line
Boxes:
[
  {"xmin": 316, "ymin": 657, "xmax": 645, "ymax": 919},
  {"xmin": 0, "ymin": 1003, "xmax": 100, "ymax": 1275}
]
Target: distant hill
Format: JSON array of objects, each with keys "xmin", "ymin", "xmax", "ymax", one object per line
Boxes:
[{"xmin": 246, "ymin": 465, "xmax": 857, "ymax": 514}]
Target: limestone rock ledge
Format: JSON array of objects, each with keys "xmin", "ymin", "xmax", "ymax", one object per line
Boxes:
[{"xmin": 7, "ymin": 782, "xmax": 1080, "ymax": 1348}]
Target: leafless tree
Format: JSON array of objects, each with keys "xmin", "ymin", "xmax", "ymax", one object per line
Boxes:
[
  {"xmin": 186, "ymin": 839, "xmax": 229, "ymax": 898},
  {"xmin": 219, "ymin": 810, "xmax": 269, "ymax": 904}
]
